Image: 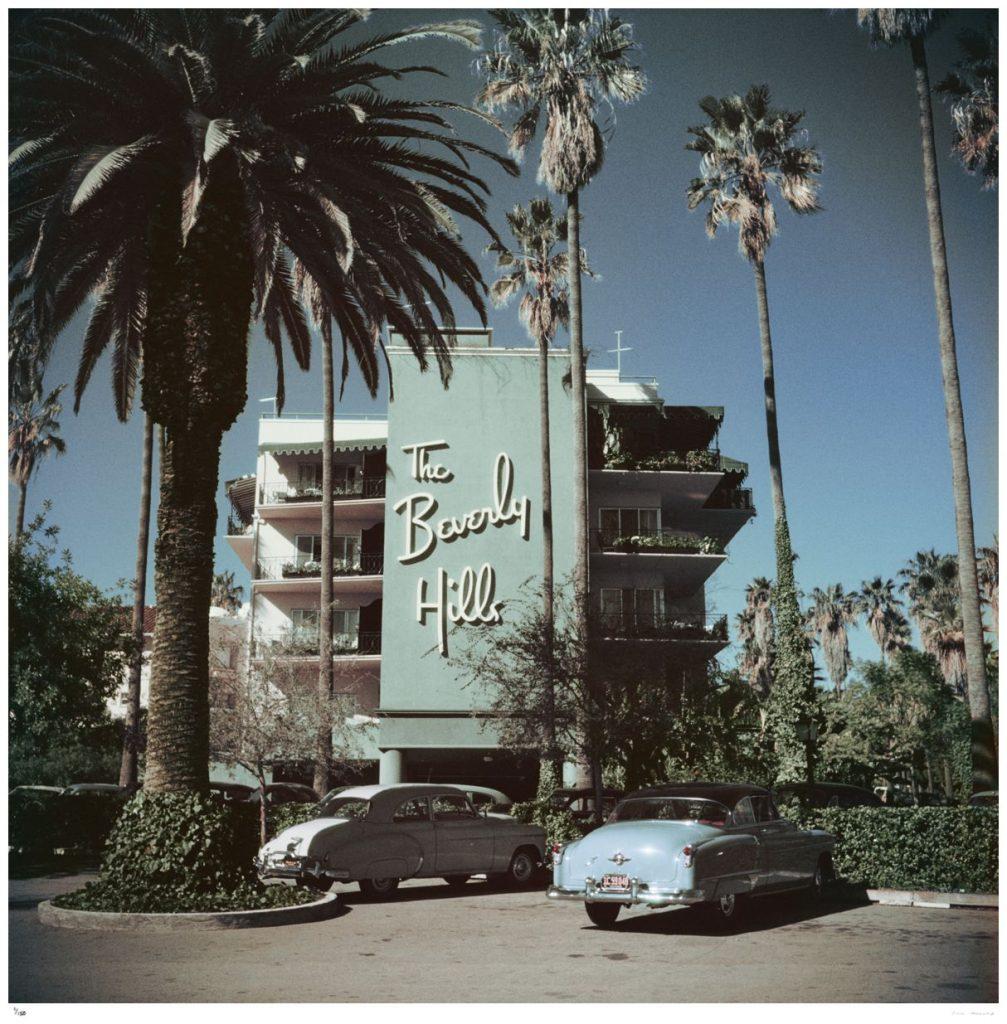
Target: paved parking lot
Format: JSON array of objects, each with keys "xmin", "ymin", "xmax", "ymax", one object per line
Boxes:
[{"xmin": 9, "ymin": 871, "xmax": 998, "ymax": 1003}]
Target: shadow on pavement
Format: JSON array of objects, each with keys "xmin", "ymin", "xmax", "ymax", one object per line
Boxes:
[{"xmin": 338, "ymin": 878, "xmax": 549, "ymax": 906}]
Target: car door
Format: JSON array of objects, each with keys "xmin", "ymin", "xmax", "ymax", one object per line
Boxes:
[
  {"xmin": 431, "ymin": 794, "xmax": 493, "ymax": 874},
  {"xmin": 384, "ymin": 796, "xmax": 435, "ymax": 877},
  {"xmin": 750, "ymin": 795, "xmax": 807, "ymax": 888}
]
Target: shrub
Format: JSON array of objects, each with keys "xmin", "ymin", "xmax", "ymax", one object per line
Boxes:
[
  {"xmin": 53, "ymin": 792, "xmax": 314, "ymax": 912},
  {"xmin": 270, "ymin": 801, "xmax": 323, "ymax": 837},
  {"xmin": 790, "ymin": 806, "xmax": 997, "ymax": 893}
]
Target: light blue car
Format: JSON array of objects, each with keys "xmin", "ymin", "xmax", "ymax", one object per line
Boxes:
[{"xmin": 547, "ymin": 782, "xmax": 836, "ymax": 928}]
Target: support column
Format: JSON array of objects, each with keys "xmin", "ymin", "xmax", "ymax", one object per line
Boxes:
[{"xmin": 379, "ymin": 749, "xmax": 403, "ymax": 785}]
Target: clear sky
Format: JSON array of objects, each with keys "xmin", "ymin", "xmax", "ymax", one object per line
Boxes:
[{"xmin": 13, "ymin": 8, "xmax": 997, "ymax": 676}]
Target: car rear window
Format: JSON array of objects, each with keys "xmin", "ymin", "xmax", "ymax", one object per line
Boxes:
[{"xmin": 319, "ymin": 798, "xmax": 369, "ymax": 820}]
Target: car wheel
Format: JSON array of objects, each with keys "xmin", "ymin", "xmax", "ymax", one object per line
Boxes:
[
  {"xmin": 443, "ymin": 875, "xmax": 470, "ymax": 889},
  {"xmin": 705, "ymin": 892, "xmax": 744, "ymax": 929},
  {"xmin": 585, "ymin": 902, "xmax": 621, "ymax": 928},
  {"xmin": 808, "ymin": 854, "xmax": 833, "ymax": 903},
  {"xmin": 358, "ymin": 877, "xmax": 400, "ymax": 899},
  {"xmin": 506, "ymin": 849, "xmax": 537, "ymax": 887}
]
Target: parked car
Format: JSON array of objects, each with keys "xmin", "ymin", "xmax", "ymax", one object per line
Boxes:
[
  {"xmin": 60, "ymin": 783, "xmax": 127, "ymax": 797},
  {"xmin": 969, "ymin": 791, "xmax": 998, "ymax": 807},
  {"xmin": 549, "ymin": 787, "xmax": 624, "ymax": 824},
  {"xmin": 774, "ymin": 783, "xmax": 881, "ymax": 809},
  {"xmin": 208, "ymin": 782, "xmax": 254, "ymax": 803},
  {"xmin": 255, "ymin": 783, "xmax": 546, "ymax": 897},
  {"xmin": 9, "ymin": 785, "xmax": 63, "ymax": 798},
  {"xmin": 247, "ymin": 783, "xmax": 319, "ymax": 806},
  {"xmin": 548, "ymin": 782, "xmax": 836, "ymax": 929},
  {"xmin": 444, "ymin": 785, "xmax": 514, "ymax": 818}
]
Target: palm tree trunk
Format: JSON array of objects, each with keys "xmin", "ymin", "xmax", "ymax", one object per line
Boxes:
[
  {"xmin": 143, "ymin": 424, "xmax": 222, "ymax": 792},
  {"xmin": 538, "ymin": 326, "xmax": 557, "ymax": 765},
  {"xmin": 752, "ymin": 259, "xmax": 787, "ymax": 525},
  {"xmin": 15, "ymin": 481, "xmax": 27, "ymax": 538},
  {"xmin": 910, "ymin": 35, "xmax": 996, "ymax": 794},
  {"xmin": 315, "ymin": 321, "xmax": 335, "ymax": 796},
  {"xmin": 119, "ymin": 411, "xmax": 154, "ymax": 788}
]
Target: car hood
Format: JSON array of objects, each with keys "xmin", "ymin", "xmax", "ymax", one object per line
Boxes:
[{"xmin": 258, "ymin": 817, "xmax": 351, "ymax": 857}]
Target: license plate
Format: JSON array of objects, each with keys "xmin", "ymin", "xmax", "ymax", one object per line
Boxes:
[{"xmin": 601, "ymin": 873, "xmax": 630, "ymax": 890}]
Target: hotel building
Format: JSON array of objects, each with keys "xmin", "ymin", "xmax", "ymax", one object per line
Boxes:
[{"xmin": 225, "ymin": 330, "xmax": 754, "ymax": 798}]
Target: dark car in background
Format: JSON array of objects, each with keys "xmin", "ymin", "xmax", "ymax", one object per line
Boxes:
[
  {"xmin": 208, "ymin": 782, "xmax": 254, "ymax": 803},
  {"xmin": 773, "ymin": 783, "xmax": 881, "ymax": 809},
  {"xmin": 549, "ymin": 788, "xmax": 624, "ymax": 825},
  {"xmin": 247, "ymin": 783, "xmax": 319, "ymax": 806}
]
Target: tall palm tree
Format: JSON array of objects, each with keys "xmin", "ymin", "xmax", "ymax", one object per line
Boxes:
[
  {"xmin": 936, "ymin": 22, "xmax": 998, "ymax": 190},
  {"xmin": 478, "ymin": 9, "xmax": 645, "ymax": 637},
  {"xmin": 738, "ymin": 576, "xmax": 774, "ymax": 699},
  {"xmin": 486, "ymin": 197, "xmax": 585, "ymax": 764},
  {"xmin": 857, "ymin": 10, "xmax": 995, "ymax": 792},
  {"xmin": 477, "ymin": 8, "xmax": 644, "ymax": 809},
  {"xmin": 807, "ymin": 584, "xmax": 860, "ymax": 694},
  {"xmin": 900, "ymin": 549, "xmax": 960, "ymax": 633},
  {"xmin": 859, "ymin": 576, "xmax": 910, "ymax": 662},
  {"xmin": 12, "ymin": 10, "xmax": 514, "ymax": 794},
  {"xmin": 686, "ymin": 85, "xmax": 821, "ymax": 782},
  {"xmin": 976, "ymin": 537, "xmax": 998, "ymax": 640},
  {"xmin": 8, "ymin": 382, "xmax": 66, "ymax": 537},
  {"xmin": 211, "ymin": 570, "xmax": 244, "ymax": 615}
]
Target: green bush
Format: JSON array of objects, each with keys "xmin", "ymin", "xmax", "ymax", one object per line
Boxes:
[
  {"xmin": 53, "ymin": 792, "xmax": 314, "ymax": 913},
  {"xmin": 270, "ymin": 801, "xmax": 323, "ymax": 837},
  {"xmin": 790, "ymin": 806, "xmax": 997, "ymax": 893}
]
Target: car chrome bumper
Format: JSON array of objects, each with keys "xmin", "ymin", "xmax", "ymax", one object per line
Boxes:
[
  {"xmin": 254, "ymin": 854, "xmax": 321, "ymax": 887},
  {"xmin": 547, "ymin": 879, "xmax": 706, "ymax": 908}
]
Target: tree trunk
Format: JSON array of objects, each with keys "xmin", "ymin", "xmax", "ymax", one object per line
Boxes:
[
  {"xmin": 567, "ymin": 190, "xmax": 594, "ymax": 794},
  {"xmin": 911, "ymin": 34, "xmax": 996, "ymax": 794},
  {"xmin": 315, "ymin": 321, "xmax": 335, "ymax": 797},
  {"xmin": 257, "ymin": 767, "xmax": 268, "ymax": 849},
  {"xmin": 15, "ymin": 481, "xmax": 27, "ymax": 538},
  {"xmin": 538, "ymin": 325, "xmax": 557, "ymax": 766},
  {"xmin": 143, "ymin": 424, "xmax": 222, "ymax": 792},
  {"xmin": 752, "ymin": 259, "xmax": 787, "ymax": 526},
  {"xmin": 119, "ymin": 411, "xmax": 154, "ymax": 788}
]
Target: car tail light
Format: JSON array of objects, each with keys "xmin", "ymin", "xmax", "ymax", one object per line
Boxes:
[
  {"xmin": 550, "ymin": 842, "xmax": 565, "ymax": 865},
  {"xmin": 682, "ymin": 844, "xmax": 695, "ymax": 868}
]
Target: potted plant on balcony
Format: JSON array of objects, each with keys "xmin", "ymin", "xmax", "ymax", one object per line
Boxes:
[{"xmin": 281, "ymin": 561, "xmax": 322, "ymax": 579}]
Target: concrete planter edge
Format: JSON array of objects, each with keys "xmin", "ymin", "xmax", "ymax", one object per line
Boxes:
[{"xmin": 37, "ymin": 891, "xmax": 340, "ymax": 931}]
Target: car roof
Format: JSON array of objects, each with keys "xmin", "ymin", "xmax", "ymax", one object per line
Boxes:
[
  {"xmin": 325, "ymin": 783, "xmax": 476, "ymax": 822},
  {"xmin": 443, "ymin": 784, "xmax": 511, "ymax": 802},
  {"xmin": 625, "ymin": 782, "xmax": 770, "ymax": 806}
]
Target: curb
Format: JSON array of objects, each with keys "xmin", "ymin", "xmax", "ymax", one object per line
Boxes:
[
  {"xmin": 37, "ymin": 891, "xmax": 341, "ymax": 931},
  {"xmin": 865, "ymin": 888, "xmax": 997, "ymax": 910}
]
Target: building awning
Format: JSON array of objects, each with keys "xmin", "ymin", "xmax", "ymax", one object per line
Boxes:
[
  {"xmin": 259, "ymin": 439, "xmax": 387, "ymax": 456},
  {"xmin": 224, "ymin": 474, "xmax": 256, "ymax": 520}
]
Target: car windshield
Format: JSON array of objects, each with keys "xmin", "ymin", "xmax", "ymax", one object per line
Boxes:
[
  {"xmin": 318, "ymin": 797, "xmax": 369, "ymax": 820},
  {"xmin": 610, "ymin": 797, "xmax": 732, "ymax": 826}
]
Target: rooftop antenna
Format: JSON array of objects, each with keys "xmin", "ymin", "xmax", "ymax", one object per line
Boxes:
[
  {"xmin": 608, "ymin": 330, "xmax": 632, "ymax": 377},
  {"xmin": 258, "ymin": 396, "xmax": 278, "ymax": 418}
]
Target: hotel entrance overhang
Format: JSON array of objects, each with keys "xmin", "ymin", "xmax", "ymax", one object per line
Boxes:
[{"xmin": 225, "ymin": 329, "xmax": 755, "ymax": 798}]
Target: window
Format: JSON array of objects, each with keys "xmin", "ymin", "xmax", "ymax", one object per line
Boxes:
[
  {"xmin": 332, "ymin": 609, "xmax": 360, "ymax": 651},
  {"xmin": 393, "ymin": 798, "xmax": 430, "ymax": 823},
  {"xmin": 731, "ymin": 797, "xmax": 757, "ymax": 826},
  {"xmin": 295, "ymin": 534, "xmax": 322, "ymax": 564},
  {"xmin": 298, "ymin": 462, "xmax": 323, "ymax": 489},
  {"xmin": 294, "ymin": 534, "xmax": 360, "ymax": 569},
  {"xmin": 432, "ymin": 794, "xmax": 477, "ymax": 821},
  {"xmin": 599, "ymin": 588, "xmax": 665, "ymax": 628},
  {"xmin": 320, "ymin": 798, "xmax": 369, "ymax": 821},
  {"xmin": 291, "ymin": 608, "xmax": 320, "ymax": 641},
  {"xmin": 599, "ymin": 507, "xmax": 661, "ymax": 538},
  {"xmin": 332, "ymin": 463, "xmax": 361, "ymax": 495}
]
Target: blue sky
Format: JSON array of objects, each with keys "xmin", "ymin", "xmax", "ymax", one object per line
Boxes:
[{"xmin": 12, "ymin": 8, "xmax": 997, "ymax": 675}]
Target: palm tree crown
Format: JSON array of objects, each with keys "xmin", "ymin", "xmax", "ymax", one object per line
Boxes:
[
  {"xmin": 9, "ymin": 384, "xmax": 66, "ymax": 488},
  {"xmin": 976, "ymin": 537, "xmax": 998, "ymax": 636},
  {"xmin": 12, "ymin": 10, "xmax": 515, "ymax": 422},
  {"xmin": 211, "ymin": 571, "xmax": 243, "ymax": 615},
  {"xmin": 858, "ymin": 576, "xmax": 911, "ymax": 661},
  {"xmin": 807, "ymin": 584, "xmax": 860, "ymax": 693},
  {"xmin": 477, "ymin": 9, "xmax": 645, "ymax": 194},
  {"xmin": 686, "ymin": 85, "xmax": 822, "ymax": 265},
  {"xmin": 856, "ymin": 9, "xmax": 938, "ymax": 46},
  {"xmin": 899, "ymin": 549, "xmax": 960, "ymax": 630},
  {"xmin": 936, "ymin": 24, "xmax": 998, "ymax": 190}
]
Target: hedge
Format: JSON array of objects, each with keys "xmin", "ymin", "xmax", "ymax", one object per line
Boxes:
[{"xmin": 789, "ymin": 806, "xmax": 997, "ymax": 894}]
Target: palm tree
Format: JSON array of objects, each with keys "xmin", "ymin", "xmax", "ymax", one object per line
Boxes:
[
  {"xmin": 211, "ymin": 570, "xmax": 243, "ymax": 615},
  {"xmin": 12, "ymin": 10, "xmax": 514, "ymax": 794},
  {"xmin": 478, "ymin": 9, "xmax": 645, "ymax": 637},
  {"xmin": 8, "ymin": 382, "xmax": 66, "ymax": 537},
  {"xmin": 487, "ymin": 197, "xmax": 585, "ymax": 764},
  {"xmin": 976, "ymin": 537, "xmax": 998, "ymax": 640},
  {"xmin": 857, "ymin": 10, "xmax": 995, "ymax": 793},
  {"xmin": 738, "ymin": 577, "xmax": 774, "ymax": 699},
  {"xmin": 807, "ymin": 585, "xmax": 860, "ymax": 694},
  {"xmin": 686, "ymin": 85, "xmax": 821, "ymax": 782},
  {"xmin": 859, "ymin": 576, "xmax": 911, "ymax": 662},
  {"xmin": 935, "ymin": 22, "xmax": 998, "ymax": 190},
  {"xmin": 900, "ymin": 549, "xmax": 960, "ymax": 633}
]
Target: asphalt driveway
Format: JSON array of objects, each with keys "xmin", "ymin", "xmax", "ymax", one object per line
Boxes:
[{"xmin": 9, "ymin": 871, "xmax": 998, "ymax": 1003}]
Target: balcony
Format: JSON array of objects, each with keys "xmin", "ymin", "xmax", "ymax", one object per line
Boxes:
[
  {"xmin": 259, "ymin": 477, "xmax": 385, "ymax": 505},
  {"xmin": 596, "ymin": 612, "xmax": 728, "ymax": 645},
  {"xmin": 704, "ymin": 487, "xmax": 754, "ymax": 511},
  {"xmin": 591, "ymin": 529, "xmax": 724, "ymax": 555},
  {"xmin": 253, "ymin": 630, "xmax": 382, "ymax": 659},
  {"xmin": 255, "ymin": 553, "xmax": 384, "ymax": 581},
  {"xmin": 603, "ymin": 448, "xmax": 723, "ymax": 473}
]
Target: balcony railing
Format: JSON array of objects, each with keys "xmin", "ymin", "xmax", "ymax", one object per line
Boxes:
[
  {"xmin": 259, "ymin": 476, "xmax": 385, "ymax": 504},
  {"xmin": 253, "ymin": 631, "xmax": 382, "ymax": 657},
  {"xmin": 705, "ymin": 487, "xmax": 754, "ymax": 511},
  {"xmin": 596, "ymin": 612, "xmax": 729, "ymax": 643},
  {"xmin": 255, "ymin": 553, "xmax": 384, "ymax": 580},
  {"xmin": 602, "ymin": 448, "xmax": 722, "ymax": 473},
  {"xmin": 591, "ymin": 529, "xmax": 725, "ymax": 555}
]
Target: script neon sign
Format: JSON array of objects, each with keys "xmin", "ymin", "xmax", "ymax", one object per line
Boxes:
[{"xmin": 393, "ymin": 440, "xmax": 530, "ymax": 655}]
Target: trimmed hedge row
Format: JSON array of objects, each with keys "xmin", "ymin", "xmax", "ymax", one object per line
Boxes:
[{"xmin": 789, "ymin": 806, "xmax": 997, "ymax": 894}]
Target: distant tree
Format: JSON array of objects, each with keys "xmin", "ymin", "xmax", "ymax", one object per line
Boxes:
[
  {"xmin": 976, "ymin": 537, "xmax": 998, "ymax": 640},
  {"xmin": 210, "ymin": 570, "xmax": 243, "ymax": 615},
  {"xmin": 935, "ymin": 21, "xmax": 998, "ymax": 189},
  {"xmin": 10, "ymin": 508, "xmax": 131, "ymax": 777},
  {"xmin": 858, "ymin": 576, "xmax": 911, "ymax": 662},
  {"xmin": 807, "ymin": 584, "xmax": 860, "ymax": 693},
  {"xmin": 686, "ymin": 84, "xmax": 821, "ymax": 783},
  {"xmin": 8, "ymin": 382, "xmax": 66, "ymax": 537},
  {"xmin": 737, "ymin": 576, "xmax": 774, "ymax": 701},
  {"xmin": 857, "ymin": 9, "xmax": 994, "ymax": 793}
]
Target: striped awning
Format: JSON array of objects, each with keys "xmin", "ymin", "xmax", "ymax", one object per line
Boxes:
[{"xmin": 259, "ymin": 439, "xmax": 386, "ymax": 455}]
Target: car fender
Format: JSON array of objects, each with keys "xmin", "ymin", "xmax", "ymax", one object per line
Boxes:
[
  {"xmin": 693, "ymin": 832, "xmax": 760, "ymax": 897},
  {"xmin": 316, "ymin": 825, "xmax": 428, "ymax": 881}
]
